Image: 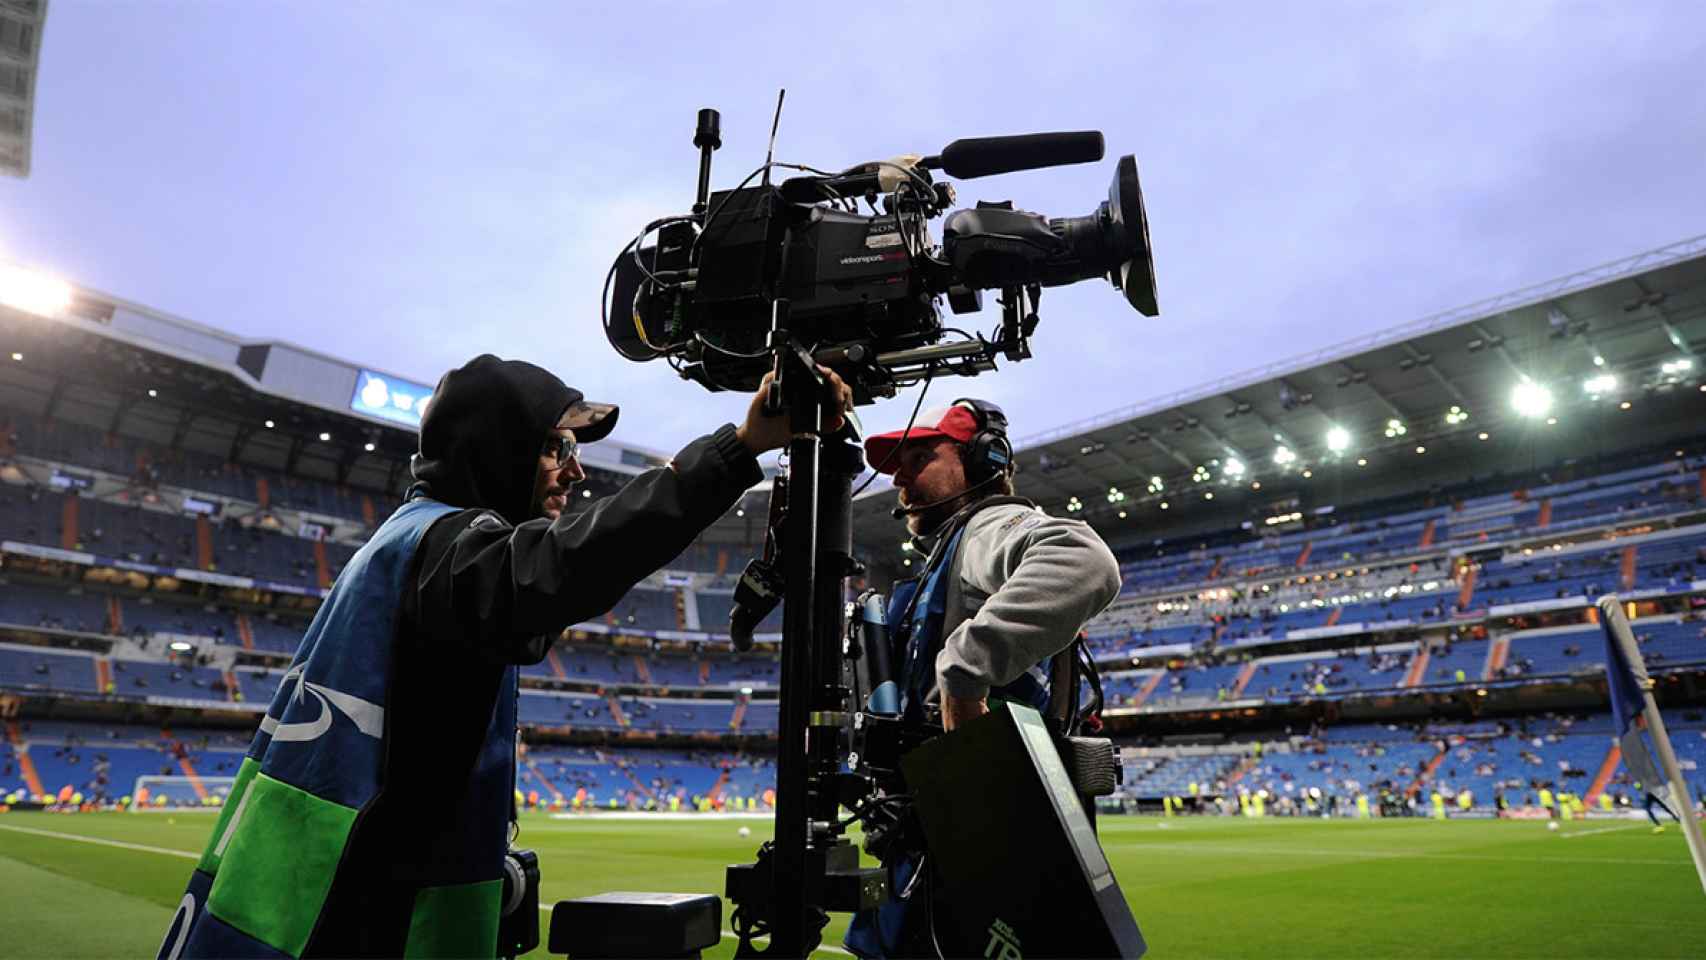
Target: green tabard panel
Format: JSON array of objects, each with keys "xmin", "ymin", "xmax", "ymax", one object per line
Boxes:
[
  {"xmin": 196, "ymin": 756, "xmax": 261, "ymax": 875},
  {"xmin": 403, "ymin": 880, "xmax": 502, "ymax": 959},
  {"xmin": 204, "ymin": 771, "xmax": 358, "ymax": 957}
]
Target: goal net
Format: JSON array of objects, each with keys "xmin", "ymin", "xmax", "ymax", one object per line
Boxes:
[{"xmin": 129, "ymin": 775, "xmax": 237, "ymax": 811}]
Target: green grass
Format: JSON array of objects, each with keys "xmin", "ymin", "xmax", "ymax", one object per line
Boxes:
[{"xmin": 2, "ymin": 811, "xmax": 1703, "ymax": 958}]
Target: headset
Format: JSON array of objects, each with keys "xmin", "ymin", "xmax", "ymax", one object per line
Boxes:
[{"xmin": 953, "ymin": 397, "xmax": 1014, "ymax": 486}]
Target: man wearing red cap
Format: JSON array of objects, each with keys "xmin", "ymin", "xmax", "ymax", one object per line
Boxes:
[
  {"xmin": 863, "ymin": 398, "xmax": 1121, "ymax": 729},
  {"xmin": 849, "ymin": 398, "xmax": 1122, "ymax": 957}
]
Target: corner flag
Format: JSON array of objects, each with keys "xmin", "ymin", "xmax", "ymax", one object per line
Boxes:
[{"xmin": 1597, "ymin": 595, "xmax": 1706, "ymax": 895}]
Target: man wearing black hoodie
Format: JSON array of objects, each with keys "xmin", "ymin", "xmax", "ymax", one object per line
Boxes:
[{"xmin": 159, "ymin": 355, "xmax": 850, "ymax": 959}]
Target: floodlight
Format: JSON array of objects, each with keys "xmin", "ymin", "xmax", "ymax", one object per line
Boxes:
[
  {"xmin": 1222, "ymin": 457, "xmax": 1246, "ymax": 479},
  {"xmin": 363, "ymin": 442, "xmax": 376, "ymax": 452},
  {"xmin": 1272, "ymin": 445, "xmax": 1296, "ymax": 467},
  {"xmin": 1582, "ymin": 374, "xmax": 1618, "ymax": 396},
  {"xmin": 1382, "ymin": 418, "xmax": 1406, "ymax": 438},
  {"xmin": 0, "ymin": 263, "xmax": 73, "ymax": 318},
  {"xmin": 264, "ymin": 419, "xmax": 276, "ymax": 429},
  {"xmin": 1510, "ymin": 380, "xmax": 1552, "ymax": 418},
  {"xmin": 9, "ymin": 352, "xmax": 19, "ymax": 362},
  {"xmin": 1325, "ymin": 426, "xmax": 1350, "ymax": 453},
  {"xmin": 1444, "ymin": 405, "xmax": 1468, "ymax": 425},
  {"xmin": 318, "ymin": 431, "xmax": 332, "ymax": 442},
  {"xmin": 1147, "ymin": 476, "xmax": 1164, "ymax": 493}
]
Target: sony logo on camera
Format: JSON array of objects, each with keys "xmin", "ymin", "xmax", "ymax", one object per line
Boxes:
[{"xmin": 984, "ymin": 917, "xmax": 1023, "ymax": 959}]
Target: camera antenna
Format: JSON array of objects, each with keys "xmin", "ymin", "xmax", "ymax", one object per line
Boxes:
[{"xmin": 760, "ymin": 88, "xmax": 785, "ymax": 188}]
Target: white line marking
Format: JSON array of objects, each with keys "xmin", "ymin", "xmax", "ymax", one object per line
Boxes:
[
  {"xmin": 0, "ymin": 823, "xmax": 199, "ymax": 860},
  {"xmin": 1112, "ymin": 840, "xmax": 1693, "ymax": 867},
  {"xmin": 0, "ymin": 822, "xmax": 868, "ymax": 956},
  {"xmin": 1557, "ymin": 824, "xmax": 1646, "ymax": 839}
]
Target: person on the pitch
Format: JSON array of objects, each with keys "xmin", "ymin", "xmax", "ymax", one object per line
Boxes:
[
  {"xmin": 846, "ymin": 399, "xmax": 1121, "ymax": 958},
  {"xmin": 158, "ymin": 354, "xmax": 852, "ymax": 959}
]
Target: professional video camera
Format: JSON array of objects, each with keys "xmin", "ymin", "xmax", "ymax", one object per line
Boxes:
[
  {"xmin": 604, "ymin": 100, "xmax": 1157, "ymax": 402},
  {"xmin": 554, "ymin": 99, "xmax": 1154, "ymax": 959}
]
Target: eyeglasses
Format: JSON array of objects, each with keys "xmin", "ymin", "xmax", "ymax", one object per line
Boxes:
[{"xmin": 541, "ymin": 435, "xmax": 581, "ymax": 469}]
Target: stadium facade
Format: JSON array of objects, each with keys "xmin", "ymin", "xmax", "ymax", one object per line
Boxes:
[{"xmin": 2, "ymin": 234, "xmax": 1704, "ymax": 819}]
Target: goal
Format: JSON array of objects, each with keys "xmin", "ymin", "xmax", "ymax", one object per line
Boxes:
[{"xmin": 129, "ymin": 775, "xmax": 236, "ymax": 810}]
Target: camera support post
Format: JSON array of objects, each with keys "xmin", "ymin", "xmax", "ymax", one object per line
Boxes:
[{"xmin": 724, "ymin": 217, "xmax": 885, "ymax": 956}]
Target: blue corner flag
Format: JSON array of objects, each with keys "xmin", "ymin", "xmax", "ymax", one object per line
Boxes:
[{"xmin": 1600, "ymin": 608, "xmax": 1666, "ymax": 796}]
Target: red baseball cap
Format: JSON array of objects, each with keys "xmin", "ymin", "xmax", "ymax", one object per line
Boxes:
[{"xmin": 864, "ymin": 404, "xmax": 981, "ymax": 474}]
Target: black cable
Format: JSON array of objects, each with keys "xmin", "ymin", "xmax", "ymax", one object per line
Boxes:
[{"xmin": 850, "ymin": 362, "xmax": 937, "ymax": 499}]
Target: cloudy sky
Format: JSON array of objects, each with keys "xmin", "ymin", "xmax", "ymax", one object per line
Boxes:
[{"xmin": 4, "ymin": 1, "xmax": 1703, "ymax": 454}]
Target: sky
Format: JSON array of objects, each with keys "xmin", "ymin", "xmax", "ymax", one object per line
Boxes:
[{"xmin": 3, "ymin": 1, "xmax": 1705, "ymax": 455}]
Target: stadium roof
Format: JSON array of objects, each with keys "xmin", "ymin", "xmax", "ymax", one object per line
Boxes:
[
  {"xmin": 0, "ymin": 262, "xmax": 678, "ymax": 503},
  {"xmin": 0, "ymin": 1, "xmax": 46, "ymax": 179},
  {"xmin": 849, "ymin": 234, "xmax": 1706, "ymax": 568}
]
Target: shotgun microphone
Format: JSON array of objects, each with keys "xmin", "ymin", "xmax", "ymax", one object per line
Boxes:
[{"xmin": 922, "ymin": 131, "xmax": 1105, "ymax": 180}]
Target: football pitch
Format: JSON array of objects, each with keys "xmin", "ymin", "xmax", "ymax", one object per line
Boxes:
[{"xmin": 1, "ymin": 811, "xmax": 1703, "ymax": 958}]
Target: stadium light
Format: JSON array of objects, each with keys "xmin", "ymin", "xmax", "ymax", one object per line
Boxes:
[
  {"xmin": 1325, "ymin": 426, "xmax": 1350, "ymax": 453},
  {"xmin": 1593, "ymin": 354, "xmax": 1606, "ymax": 367},
  {"xmin": 1661, "ymin": 358, "xmax": 1693, "ymax": 375},
  {"xmin": 318, "ymin": 431, "xmax": 331, "ymax": 442},
  {"xmin": 1272, "ymin": 444, "xmax": 1296, "ymax": 467},
  {"xmin": 1414, "ymin": 445, "xmax": 1426, "ymax": 454},
  {"xmin": 1510, "ymin": 379, "xmax": 1552, "ymax": 418},
  {"xmin": 1355, "ymin": 457, "xmax": 1368, "ymax": 467},
  {"xmin": 1204, "ymin": 491, "xmax": 1214, "ymax": 500},
  {"xmin": 8, "ymin": 352, "xmax": 19, "ymax": 362},
  {"xmin": 0, "ymin": 263, "xmax": 73, "ymax": 317},
  {"xmin": 1147, "ymin": 475, "xmax": 1164, "ymax": 493},
  {"xmin": 1301, "ymin": 468, "xmax": 1313, "ymax": 479},
  {"xmin": 168, "ymin": 640, "xmax": 193, "ymax": 652},
  {"xmin": 363, "ymin": 442, "xmax": 376, "ymax": 452},
  {"xmin": 1118, "ymin": 510, "xmax": 1127, "ymax": 519},
  {"xmin": 1222, "ymin": 457, "xmax": 1246, "ymax": 479},
  {"xmin": 1478, "ymin": 432, "xmax": 1489, "ymax": 441},
  {"xmin": 1444, "ymin": 405, "xmax": 1468, "ymax": 425},
  {"xmin": 1159, "ymin": 501, "xmax": 1170, "ymax": 510},
  {"xmin": 264, "ymin": 419, "xmax": 275, "ymax": 429},
  {"xmin": 1619, "ymin": 401, "xmax": 1632, "ymax": 410},
  {"xmin": 582, "ymin": 489, "xmax": 592, "ymax": 498},
  {"xmin": 1250, "ymin": 481, "xmax": 1261, "ymax": 491},
  {"xmin": 1191, "ymin": 465, "xmax": 1211, "ymax": 483},
  {"xmin": 1382, "ymin": 418, "xmax": 1407, "ymax": 439},
  {"xmin": 1545, "ymin": 416, "xmax": 1558, "ymax": 426},
  {"xmin": 1583, "ymin": 373, "xmax": 1618, "ymax": 396},
  {"xmin": 147, "ymin": 389, "xmax": 158, "ymax": 398}
]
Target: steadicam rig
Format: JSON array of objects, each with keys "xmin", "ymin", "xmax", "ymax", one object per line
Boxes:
[{"xmin": 603, "ymin": 105, "xmax": 1159, "ymax": 402}]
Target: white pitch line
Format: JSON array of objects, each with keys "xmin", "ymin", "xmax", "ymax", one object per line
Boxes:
[
  {"xmin": 535, "ymin": 905, "xmax": 854, "ymax": 957},
  {"xmin": 1112, "ymin": 840, "xmax": 1692, "ymax": 867},
  {"xmin": 0, "ymin": 822, "xmax": 199, "ymax": 860},
  {"xmin": 1557, "ymin": 824, "xmax": 1647, "ymax": 839},
  {"xmin": 0, "ymin": 822, "xmax": 860, "ymax": 957}
]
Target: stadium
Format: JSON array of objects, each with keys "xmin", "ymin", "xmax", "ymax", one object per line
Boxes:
[{"xmin": 5, "ymin": 5, "xmax": 1706, "ymax": 960}]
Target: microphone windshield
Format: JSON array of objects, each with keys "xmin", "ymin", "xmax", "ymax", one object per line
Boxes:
[{"xmin": 936, "ymin": 132, "xmax": 1104, "ymax": 180}]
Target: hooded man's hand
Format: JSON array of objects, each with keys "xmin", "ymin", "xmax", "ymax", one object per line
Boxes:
[{"xmin": 736, "ymin": 367, "xmax": 854, "ymax": 455}]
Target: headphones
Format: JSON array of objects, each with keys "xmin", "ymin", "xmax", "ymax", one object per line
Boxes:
[{"xmin": 953, "ymin": 397, "xmax": 1014, "ymax": 485}]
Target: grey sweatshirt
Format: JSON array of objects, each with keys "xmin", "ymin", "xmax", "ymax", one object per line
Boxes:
[{"xmin": 932, "ymin": 501, "xmax": 1123, "ymax": 701}]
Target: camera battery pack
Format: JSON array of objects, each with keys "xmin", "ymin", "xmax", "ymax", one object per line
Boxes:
[{"xmin": 901, "ymin": 704, "xmax": 1146, "ymax": 958}]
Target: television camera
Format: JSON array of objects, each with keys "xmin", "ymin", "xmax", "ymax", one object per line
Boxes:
[{"xmin": 555, "ymin": 100, "xmax": 1156, "ymax": 959}]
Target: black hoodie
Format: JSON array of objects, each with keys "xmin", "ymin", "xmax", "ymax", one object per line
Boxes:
[
  {"xmin": 410, "ymin": 353, "xmax": 589, "ymax": 526},
  {"xmin": 303, "ymin": 356, "xmax": 760, "ymax": 956}
]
